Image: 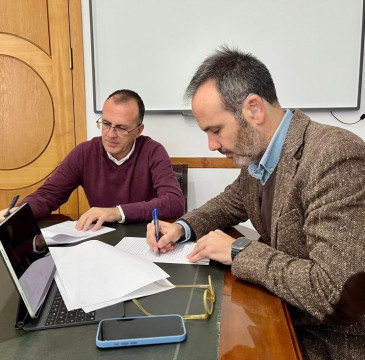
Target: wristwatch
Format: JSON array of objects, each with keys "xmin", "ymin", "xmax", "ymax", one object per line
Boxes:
[{"xmin": 231, "ymin": 237, "xmax": 251, "ymax": 261}]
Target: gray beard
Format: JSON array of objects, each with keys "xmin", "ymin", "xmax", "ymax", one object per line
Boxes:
[
  {"xmin": 232, "ymin": 155, "xmax": 256, "ymax": 167},
  {"xmin": 233, "ymin": 121, "xmax": 266, "ymax": 166}
]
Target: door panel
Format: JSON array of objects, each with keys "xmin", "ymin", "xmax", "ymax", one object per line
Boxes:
[
  {"xmin": 0, "ymin": 55, "xmax": 54, "ymax": 171},
  {"xmin": 0, "ymin": 0, "xmax": 83, "ymax": 219},
  {"xmin": 0, "ymin": 0, "xmax": 51, "ymax": 55}
]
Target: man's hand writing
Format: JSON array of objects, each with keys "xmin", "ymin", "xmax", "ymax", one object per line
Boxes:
[
  {"xmin": 0, "ymin": 206, "xmax": 19, "ymax": 221},
  {"xmin": 146, "ymin": 220, "xmax": 185, "ymax": 254}
]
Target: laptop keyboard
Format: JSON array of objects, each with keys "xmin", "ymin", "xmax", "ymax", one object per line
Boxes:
[{"xmin": 45, "ymin": 290, "xmax": 96, "ymax": 327}]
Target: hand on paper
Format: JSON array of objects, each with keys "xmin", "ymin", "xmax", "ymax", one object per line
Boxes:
[
  {"xmin": 76, "ymin": 207, "xmax": 121, "ymax": 231},
  {"xmin": 187, "ymin": 230, "xmax": 235, "ymax": 265},
  {"xmin": 146, "ymin": 220, "xmax": 185, "ymax": 254}
]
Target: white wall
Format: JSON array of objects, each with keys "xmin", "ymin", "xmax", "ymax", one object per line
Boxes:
[{"xmin": 81, "ymin": 1, "xmax": 365, "ymax": 225}]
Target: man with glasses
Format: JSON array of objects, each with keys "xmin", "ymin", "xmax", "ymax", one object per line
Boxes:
[
  {"xmin": 0, "ymin": 90, "xmax": 185, "ymax": 230},
  {"xmin": 147, "ymin": 48, "xmax": 365, "ymax": 359}
]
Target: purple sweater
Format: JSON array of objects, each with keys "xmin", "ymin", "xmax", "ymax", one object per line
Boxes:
[{"xmin": 20, "ymin": 136, "xmax": 185, "ymax": 222}]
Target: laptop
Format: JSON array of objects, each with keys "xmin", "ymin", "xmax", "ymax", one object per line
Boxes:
[{"xmin": 0, "ymin": 203, "xmax": 124, "ymax": 331}]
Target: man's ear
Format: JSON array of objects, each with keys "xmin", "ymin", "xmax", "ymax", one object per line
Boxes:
[
  {"xmin": 242, "ymin": 94, "xmax": 264, "ymax": 124},
  {"xmin": 136, "ymin": 123, "xmax": 144, "ymax": 137}
]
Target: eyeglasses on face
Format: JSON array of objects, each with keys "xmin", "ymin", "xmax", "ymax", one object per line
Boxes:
[
  {"xmin": 132, "ymin": 275, "xmax": 216, "ymax": 320},
  {"xmin": 96, "ymin": 118, "xmax": 141, "ymax": 137}
]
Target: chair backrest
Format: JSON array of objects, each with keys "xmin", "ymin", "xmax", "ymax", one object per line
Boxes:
[{"xmin": 172, "ymin": 163, "xmax": 188, "ymax": 213}]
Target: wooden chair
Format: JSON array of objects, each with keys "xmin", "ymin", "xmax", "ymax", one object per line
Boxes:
[{"xmin": 172, "ymin": 163, "xmax": 188, "ymax": 213}]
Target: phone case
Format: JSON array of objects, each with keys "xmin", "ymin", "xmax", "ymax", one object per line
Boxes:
[{"xmin": 96, "ymin": 315, "xmax": 186, "ymax": 348}]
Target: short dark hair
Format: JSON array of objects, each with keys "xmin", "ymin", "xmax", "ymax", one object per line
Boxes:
[
  {"xmin": 107, "ymin": 89, "xmax": 145, "ymax": 123},
  {"xmin": 185, "ymin": 46, "xmax": 279, "ymax": 119}
]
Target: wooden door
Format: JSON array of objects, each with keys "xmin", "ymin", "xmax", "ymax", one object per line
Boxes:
[{"xmin": 0, "ymin": 0, "xmax": 86, "ymax": 219}]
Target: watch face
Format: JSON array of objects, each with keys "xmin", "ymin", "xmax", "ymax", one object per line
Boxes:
[{"xmin": 233, "ymin": 237, "xmax": 251, "ymax": 250}]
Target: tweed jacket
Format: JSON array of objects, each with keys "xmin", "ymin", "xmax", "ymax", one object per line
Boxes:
[{"xmin": 181, "ymin": 110, "xmax": 365, "ymax": 359}]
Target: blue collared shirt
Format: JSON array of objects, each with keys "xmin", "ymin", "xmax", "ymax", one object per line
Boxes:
[
  {"xmin": 248, "ymin": 109, "xmax": 293, "ymax": 185},
  {"xmin": 175, "ymin": 219, "xmax": 191, "ymax": 243}
]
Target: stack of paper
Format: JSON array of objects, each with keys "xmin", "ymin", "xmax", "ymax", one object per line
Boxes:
[
  {"xmin": 116, "ymin": 237, "xmax": 210, "ymax": 265},
  {"xmin": 49, "ymin": 240, "xmax": 172, "ymax": 312},
  {"xmin": 42, "ymin": 221, "xmax": 115, "ymax": 245}
]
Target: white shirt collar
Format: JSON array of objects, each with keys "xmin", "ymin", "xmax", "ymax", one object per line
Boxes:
[{"xmin": 107, "ymin": 140, "xmax": 136, "ymax": 165}]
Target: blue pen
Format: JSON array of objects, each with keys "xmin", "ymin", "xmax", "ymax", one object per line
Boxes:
[
  {"xmin": 152, "ymin": 208, "xmax": 160, "ymax": 256},
  {"xmin": 5, "ymin": 195, "xmax": 19, "ymax": 217}
]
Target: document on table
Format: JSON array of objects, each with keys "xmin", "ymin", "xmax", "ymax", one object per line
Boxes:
[
  {"xmin": 116, "ymin": 237, "xmax": 210, "ymax": 265},
  {"xmin": 42, "ymin": 221, "xmax": 115, "ymax": 245},
  {"xmin": 49, "ymin": 240, "xmax": 172, "ymax": 312}
]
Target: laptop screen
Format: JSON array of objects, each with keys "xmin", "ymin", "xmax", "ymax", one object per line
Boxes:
[{"xmin": 0, "ymin": 203, "xmax": 55, "ymax": 318}]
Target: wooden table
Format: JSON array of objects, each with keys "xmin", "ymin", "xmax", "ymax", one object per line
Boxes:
[
  {"xmin": 218, "ymin": 228, "xmax": 302, "ymax": 359},
  {"xmin": 219, "ymin": 271, "xmax": 302, "ymax": 359}
]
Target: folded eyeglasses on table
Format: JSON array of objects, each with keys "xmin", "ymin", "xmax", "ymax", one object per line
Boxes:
[{"xmin": 133, "ymin": 275, "xmax": 215, "ymax": 320}]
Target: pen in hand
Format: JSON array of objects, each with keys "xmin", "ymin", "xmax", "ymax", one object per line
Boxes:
[
  {"xmin": 5, "ymin": 194, "xmax": 19, "ymax": 217},
  {"xmin": 152, "ymin": 208, "xmax": 160, "ymax": 256}
]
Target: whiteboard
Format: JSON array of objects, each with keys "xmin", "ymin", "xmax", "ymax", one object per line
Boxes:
[{"xmin": 89, "ymin": 0, "xmax": 364, "ymax": 112}]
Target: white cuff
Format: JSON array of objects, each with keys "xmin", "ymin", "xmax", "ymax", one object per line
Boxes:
[{"xmin": 117, "ymin": 205, "xmax": 125, "ymax": 223}]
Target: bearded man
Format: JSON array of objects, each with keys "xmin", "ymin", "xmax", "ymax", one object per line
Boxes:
[{"xmin": 147, "ymin": 47, "xmax": 365, "ymax": 360}]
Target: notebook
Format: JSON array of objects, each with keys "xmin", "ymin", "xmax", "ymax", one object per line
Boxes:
[{"xmin": 0, "ymin": 203, "xmax": 124, "ymax": 331}]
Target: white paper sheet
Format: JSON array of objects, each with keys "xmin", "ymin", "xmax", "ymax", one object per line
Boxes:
[
  {"xmin": 42, "ymin": 221, "xmax": 115, "ymax": 245},
  {"xmin": 49, "ymin": 240, "xmax": 170, "ymax": 311},
  {"xmin": 115, "ymin": 237, "xmax": 209, "ymax": 265},
  {"xmin": 80, "ymin": 278, "xmax": 173, "ymax": 313}
]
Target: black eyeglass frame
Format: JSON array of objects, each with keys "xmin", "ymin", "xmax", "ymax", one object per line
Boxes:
[{"xmin": 96, "ymin": 117, "xmax": 141, "ymax": 136}]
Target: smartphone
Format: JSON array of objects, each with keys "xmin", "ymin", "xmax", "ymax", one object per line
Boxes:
[{"xmin": 96, "ymin": 314, "xmax": 186, "ymax": 348}]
